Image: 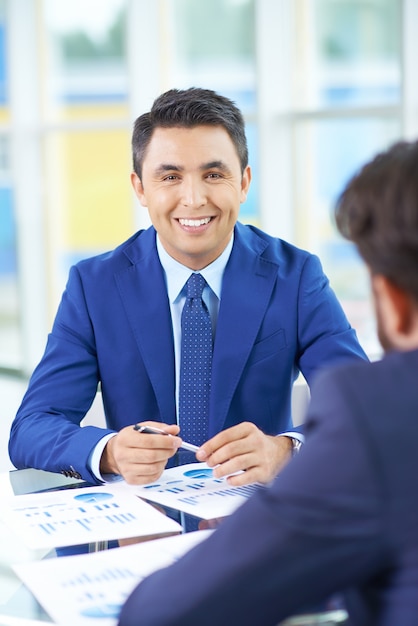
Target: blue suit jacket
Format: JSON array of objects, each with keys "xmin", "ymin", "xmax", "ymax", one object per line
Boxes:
[
  {"xmin": 9, "ymin": 222, "xmax": 366, "ymax": 484},
  {"xmin": 118, "ymin": 349, "xmax": 418, "ymax": 626}
]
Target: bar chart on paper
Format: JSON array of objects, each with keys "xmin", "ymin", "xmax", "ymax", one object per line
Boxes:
[
  {"xmin": 0, "ymin": 485, "xmax": 181, "ymax": 549},
  {"xmin": 14, "ymin": 531, "xmax": 212, "ymax": 626},
  {"xmin": 131, "ymin": 463, "xmax": 262, "ymax": 519}
]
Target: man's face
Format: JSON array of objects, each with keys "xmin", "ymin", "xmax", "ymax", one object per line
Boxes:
[{"xmin": 131, "ymin": 125, "xmax": 251, "ymax": 270}]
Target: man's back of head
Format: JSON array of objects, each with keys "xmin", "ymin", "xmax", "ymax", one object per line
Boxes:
[{"xmin": 335, "ymin": 140, "xmax": 418, "ymax": 304}]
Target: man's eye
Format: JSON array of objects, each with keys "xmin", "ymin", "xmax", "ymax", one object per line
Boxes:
[
  {"xmin": 207, "ymin": 172, "xmax": 222, "ymax": 179},
  {"xmin": 163, "ymin": 175, "xmax": 178, "ymax": 181}
]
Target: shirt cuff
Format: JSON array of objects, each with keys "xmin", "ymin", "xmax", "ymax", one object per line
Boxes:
[
  {"xmin": 280, "ymin": 431, "xmax": 304, "ymax": 445},
  {"xmin": 89, "ymin": 433, "xmax": 122, "ymax": 483}
]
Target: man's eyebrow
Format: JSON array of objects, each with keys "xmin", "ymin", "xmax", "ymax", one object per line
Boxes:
[
  {"xmin": 153, "ymin": 160, "xmax": 232, "ymax": 175},
  {"xmin": 202, "ymin": 160, "xmax": 230, "ymax": 172},
  {"xmin": 153, "ymin": 163, "xmax": 183, "ymax": 176}
]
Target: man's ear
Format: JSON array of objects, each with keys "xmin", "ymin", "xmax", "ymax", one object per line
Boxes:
[
  {"xmin": 382, "ymin": 277, "xmax": 414, "ymax": 335},
  {"xmin": 372, "ymin": 274, "xmax": 415, "ymax": 347},
  {"xmin": 131, "ymin": 172, "xmax": 147, "ymax": 207},
  {"xmin": 240, "ymin": 165, "xmax": 251, "ymax": 204}
]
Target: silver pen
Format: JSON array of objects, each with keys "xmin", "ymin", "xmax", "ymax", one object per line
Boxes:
[{"xmin": 133, "ymin": 424, "xmax": 200, "ymax": 453}]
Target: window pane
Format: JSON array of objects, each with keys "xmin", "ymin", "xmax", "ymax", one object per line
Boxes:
[
  {"xmin": 169, "ymin": 0, "xmax": 255, "ymax": 92},
  {"xmin": 0, "ymin": 1, "xmax": 21, "ymax": 370},
  {"xmin": 44, "ymin": 128, "xmax": 132, "ymax": 309},
  {"xmin": 40, "ymin": 0, "xmax": 132, "ymax": 313},
  {"xmin": 0, "ymin": 135, "xmax": 22, "ymax": 369},
  {"xmin": 42, "ymin": 0, "xmax": 128, "ymax": 121},
  {"xmin": 305, "ymin": 0, "xmax": 401, "ymax": 108},
  {"xmin": 0, "ymin": 0, "xmax": 7, "ymax": 109},
  {"xmin": 294, "ymin": 116, "xmax": 401, "ymax": 357}
]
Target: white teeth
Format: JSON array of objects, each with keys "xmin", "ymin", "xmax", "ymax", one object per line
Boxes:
[{"xmin": 179, "ymin": 217, "xmax": 211, "ymax": 227}]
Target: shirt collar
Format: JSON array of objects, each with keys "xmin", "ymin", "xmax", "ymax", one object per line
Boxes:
[{"xmin": 157, "ymin": 234, "xmax": 233, "ymax": 303}]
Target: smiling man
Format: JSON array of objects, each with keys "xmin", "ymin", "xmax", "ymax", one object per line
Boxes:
[
  {"xmin": 9, "ymin": 88, "xmax": 366, "ymax": 490},
  {"xmin": 131, "ymin": 125, "xmax": 249, "ymax": 271}
]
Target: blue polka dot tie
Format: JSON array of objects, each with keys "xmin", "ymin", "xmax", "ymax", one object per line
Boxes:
[{"xmin": 179, "ymin": 273, "xmax": 212, "ymax": 459}]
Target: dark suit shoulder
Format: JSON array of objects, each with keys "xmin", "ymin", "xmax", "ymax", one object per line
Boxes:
[
  {"xmin": 313, "ymin": 348, "xmax": 418, "ymax": 394},
  {"xmin": 310, "ymin": 349, "xmax": 418, "ymax": 451}
]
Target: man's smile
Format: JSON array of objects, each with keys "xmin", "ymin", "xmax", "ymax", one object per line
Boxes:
[{"xmin": 178, "ymin": 217, "xmax": 213, "ymax": 227}]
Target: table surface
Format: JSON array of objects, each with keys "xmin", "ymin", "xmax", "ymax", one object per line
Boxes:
[
  {"xmin": 0, "ymin": 468, "xmax": 348, "ymax": 626},
  {"xmin": 0, "ymin": 469, "xmax": 86, "ymax": 624}
]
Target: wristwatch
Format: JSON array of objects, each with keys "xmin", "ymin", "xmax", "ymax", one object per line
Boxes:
[{"xmin": 291, "ymin": 438, "xmax": 302, "ymax": 455}]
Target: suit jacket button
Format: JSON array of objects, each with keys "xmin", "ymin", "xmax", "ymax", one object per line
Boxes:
[{"xmin": 69, "ymin": 466, "xmax": 82, "ymax": 480}]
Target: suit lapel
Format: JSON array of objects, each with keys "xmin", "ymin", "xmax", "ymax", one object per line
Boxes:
[
  {"xmin": 114, "ymin": 228, "xmax": 176, "ymax": 424},
  {"xmin": 210, "ymin": 225, "xmax": 279, "ymax": 436}
]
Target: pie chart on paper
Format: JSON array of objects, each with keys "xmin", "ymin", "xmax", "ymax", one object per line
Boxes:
[
  {"xmin": 73, "ymin": 492, "xmax": 114, "ymax": 504},
  {"xmin": 183, "ymin": 468, "xmax": 213, "ymax": 479}
]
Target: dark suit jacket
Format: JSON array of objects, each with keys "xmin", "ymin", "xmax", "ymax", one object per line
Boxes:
[
  {"xmin": 9, "ymin": 222, "xmax": 366, "ymax": 484},
  {"xmin": 118, "ymin": 349, "xmax": 418, "ymax": 626}
]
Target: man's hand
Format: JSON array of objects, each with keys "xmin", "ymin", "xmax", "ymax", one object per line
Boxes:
[
  {"xmin": 196, "ymin": 422, "xmax": 293, "ymax": 486},
  {"xmin": 100, "ymin": 422, "xmax": 181, "ymax": 485}
]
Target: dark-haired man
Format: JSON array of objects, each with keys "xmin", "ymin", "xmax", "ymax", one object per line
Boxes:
[{"xmin": 9, "ymin": 88, "xmax": 365, "ymax": 489}]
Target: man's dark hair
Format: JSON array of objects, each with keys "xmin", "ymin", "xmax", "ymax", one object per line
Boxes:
[
  {"xmin": 132, "ymin": 87, "xmax": 248, "ymax": 178},
  {"xmin": 335, "ymin": 140, "xmax": 418, "ymax": 301}
]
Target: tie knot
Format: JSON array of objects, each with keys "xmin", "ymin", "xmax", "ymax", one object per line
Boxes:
[{"xmin": 186, "ymin": 273, "xmax": 206, "ymax": 299}]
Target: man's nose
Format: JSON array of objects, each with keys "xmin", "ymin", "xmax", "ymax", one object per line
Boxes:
[{"xmin": 180, "ymin": 177, "xmax": 207, "ymax": 209}]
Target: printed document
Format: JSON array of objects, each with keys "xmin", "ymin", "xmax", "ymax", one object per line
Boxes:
[
  {"xmin": 1, "ymin": 484, "xmax": 181, "ymax": 549},
  {"xmin": 130, "ymin": 462, "xmax": 261, "ymax": 519},
  {"xmin": 14, "ymin": 530, "xmax": 212, "ymax": 626}
]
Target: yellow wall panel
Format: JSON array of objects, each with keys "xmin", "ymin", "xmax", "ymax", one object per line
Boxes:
[{"xmin": 63, "ymin": 128, "xmax": 133, "ymax": 249}]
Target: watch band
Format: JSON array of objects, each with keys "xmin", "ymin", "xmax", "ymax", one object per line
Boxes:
[{"xmin": 291, "ymin": 438, "xmax": 302, "ymax": 455}]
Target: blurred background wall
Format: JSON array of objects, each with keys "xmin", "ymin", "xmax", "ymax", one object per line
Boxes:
[{"xmin": 1, "ymin": 0, "xmax": 417, "ymax": 469}]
